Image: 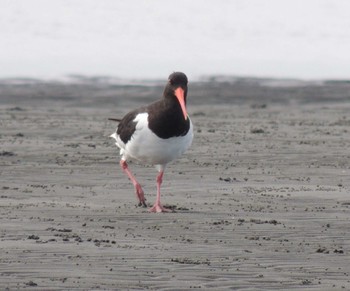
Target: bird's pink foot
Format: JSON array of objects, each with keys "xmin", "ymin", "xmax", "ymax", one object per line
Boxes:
[
  {"xmin": 135, "ymin": 184, "xmax": 147, "ymax": 207},
  {"xmin": 148, "ymin": 203, "xmax": 172, "ymax": 213}
]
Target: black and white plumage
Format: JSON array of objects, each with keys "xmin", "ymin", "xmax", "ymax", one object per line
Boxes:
[{"xmin": 110, "ymin": 72, "xmax": 193, "ymax": 212}]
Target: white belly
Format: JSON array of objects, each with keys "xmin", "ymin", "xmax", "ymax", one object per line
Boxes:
[{"xmin": 111, "ymin": 113, "xmax": 193, "ymax": 166}]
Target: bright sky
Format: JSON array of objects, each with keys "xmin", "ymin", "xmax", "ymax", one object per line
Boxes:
[{"xmin": 1, "ymin": 0, "xmax": 350, "ymax": 80}]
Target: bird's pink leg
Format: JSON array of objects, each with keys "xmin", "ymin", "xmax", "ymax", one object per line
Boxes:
[
  {"xmin": 120, "ymin": 160, "xmax": 147, "ymax": 207},
  {"xmin": 149, "ymin": 170, "xmax": 172, "ymax": 213}
]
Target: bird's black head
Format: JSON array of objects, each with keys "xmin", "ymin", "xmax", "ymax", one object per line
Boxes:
[
  {"xmin": 165, "ymin": 72, "xmax": 188, "ymax": 96},
  {"xmin": 164, "ymin": 72, "xmax": 189, "ymax": 120},
  {"xmin": 168, "ymin": 72, "xmax": 188, "ymax": 88}
]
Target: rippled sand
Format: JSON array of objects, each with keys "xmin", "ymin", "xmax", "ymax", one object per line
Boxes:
[{"xmin": 1, "ymin": 77, "xmax": 349, "ymax": 290}]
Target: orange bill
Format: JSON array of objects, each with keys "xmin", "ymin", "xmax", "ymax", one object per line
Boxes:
[{"xmin": 174, "ymin": 87, "xmax": 188, "ymax": 120}]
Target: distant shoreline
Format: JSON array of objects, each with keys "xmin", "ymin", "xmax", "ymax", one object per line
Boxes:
[{"xmin": 1, "ymin": 74, "xmax": 350, "ymax": 86}]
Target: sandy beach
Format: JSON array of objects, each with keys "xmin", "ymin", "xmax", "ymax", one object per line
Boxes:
[{"xmin": 1, "ymin": 76, "xmax": 349, "ymax": 290}]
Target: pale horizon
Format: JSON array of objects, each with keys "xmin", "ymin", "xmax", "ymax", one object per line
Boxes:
[{"xmin": 1, "ymin": 0, "xmax": 350, "ymax": 80}]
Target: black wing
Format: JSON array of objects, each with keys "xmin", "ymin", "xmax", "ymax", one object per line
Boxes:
[{"xmin": 116, "ymin": 107, "xmax": 145, "ymax": 144}]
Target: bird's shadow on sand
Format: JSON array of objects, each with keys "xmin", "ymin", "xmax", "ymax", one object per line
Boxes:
[{"xmin": 138, "ymin": 204, "xmax": 198, "ymax": 214}]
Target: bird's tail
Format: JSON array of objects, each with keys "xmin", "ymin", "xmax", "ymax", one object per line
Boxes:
[{"xmin": 108, "ymin": 118, "xmax": 122, "ymax": 122}]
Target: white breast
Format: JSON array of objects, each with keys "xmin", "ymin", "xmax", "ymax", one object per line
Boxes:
[{"xmin": 110, "ymin": 112, "xmax": 193, "ymax": 166}]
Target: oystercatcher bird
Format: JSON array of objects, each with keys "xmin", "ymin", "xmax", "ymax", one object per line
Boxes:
[{"xmin": 110, "ymin": 72, "xmax": 193, "ymax": 212}]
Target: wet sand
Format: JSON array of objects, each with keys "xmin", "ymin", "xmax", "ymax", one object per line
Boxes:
[{"xmin": 0, "ymin": 76, "xmax": 350, "ymax": 290}]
